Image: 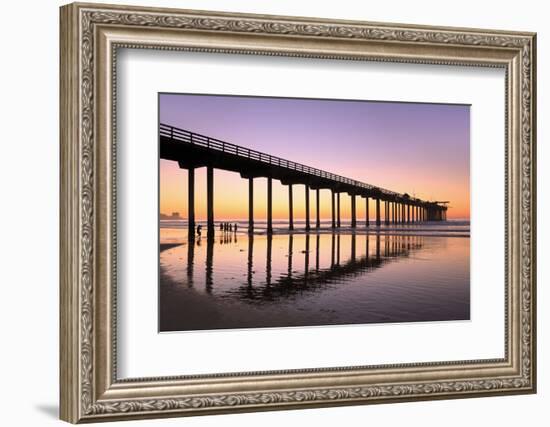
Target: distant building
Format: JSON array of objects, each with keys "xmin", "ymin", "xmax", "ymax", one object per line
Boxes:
[{"xmin": 160, "ymin": 212, "xmax": 182, "ymax": 220}]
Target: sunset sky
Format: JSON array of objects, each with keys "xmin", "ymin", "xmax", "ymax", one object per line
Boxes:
[{"xmin": 159, "ymin": 93, "xmax": 470, "ymax": 221}]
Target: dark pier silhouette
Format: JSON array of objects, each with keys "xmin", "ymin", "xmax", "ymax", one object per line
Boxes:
[{"xmin": 160, "ymin": 123, "xmax": 448, "ymax": 238}]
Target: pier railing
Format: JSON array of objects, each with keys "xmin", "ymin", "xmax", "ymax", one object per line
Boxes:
[{"xmin": 160, "ymin": 123, "xmax": 407, "ymax": 200}]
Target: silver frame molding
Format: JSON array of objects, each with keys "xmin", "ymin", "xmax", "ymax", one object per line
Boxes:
[{"xmin": 60, "ymin": 2, "xmax": 537, "ymax": 423}]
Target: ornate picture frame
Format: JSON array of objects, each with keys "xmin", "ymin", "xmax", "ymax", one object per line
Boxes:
[{"xmin": 60, "ymin": 2, "xmax": 536, "ymax": 423}]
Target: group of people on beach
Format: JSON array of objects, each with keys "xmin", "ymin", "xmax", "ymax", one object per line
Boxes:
[
  {"xmin": 194, "ymin": 222, "xmax": 239, "ymax": 237},
  {"xmin": 219, "ymin": 222, "xmax": 238, "ymax": 233}
]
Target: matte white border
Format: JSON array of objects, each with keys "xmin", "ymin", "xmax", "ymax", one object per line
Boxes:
[{"xmin": 116, "ymin": 49, "xmax": 505, "ymax": 378}]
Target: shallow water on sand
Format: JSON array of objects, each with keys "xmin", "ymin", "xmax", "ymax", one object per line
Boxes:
[{"xmin": 159, "ymin": 229, "xmax": 470, "ymax": 332}]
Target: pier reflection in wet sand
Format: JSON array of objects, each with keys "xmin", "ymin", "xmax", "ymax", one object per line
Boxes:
[{"xmin": 160, "ymin": 232, "xmax": 469, "ymax": 332}]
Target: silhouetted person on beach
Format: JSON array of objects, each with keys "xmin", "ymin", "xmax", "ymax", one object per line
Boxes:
[
  {"xmin": 196, "ymin": 224, "xmax": 202, "ymax": 237},
  {"xmin": 219, "ymin": 223, "xmax": 223, "ymax": 231},
  {"xmin": 234, "ymin": 223, "xmax": 238, "ymax": 233},
  {"xmin": 229, "ymin": 224, "xmax": 233, "ymax": 232}
]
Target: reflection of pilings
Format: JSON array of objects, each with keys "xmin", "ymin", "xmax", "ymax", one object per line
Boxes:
[
  {"xmin": 304, "ymin": 233, "xmax": 310, "ymax": 279},
  {"xmin": 331, "ymin": 190, "xmax": 336, "ymax": 228},
  {"xmin": 376, "ymin": 198, "xmax": 381, "ymax": 226},
  {"xmin": 186, "ymin": 240, "xmax": 194, "ymax": 286},
  {"xmin": 188, "ymin": 168, "xmax": 195, "ymax": 240},
  {"xmin": 205, "ymin": 238, "xmax": 213, "ymax": 293},
  {"xmin": 267, "ymin": 177, "xmax": 273, "ymax": 234},
  {"xmin": 337, "ymin": 192, "xmax": 341, "ymax": 228},
  {"xmin": 316, "ymin": 189, "xmax": 321, "ymax": 229},
  {"xmin": 351, "ymin": 233, "xmax": 356, "ymax": 262},
  {"xmin": 351, "ymin": 194, "xmax": 357, "ymax": 228},
  {"xmin": 207, "ymin": 166, "xmax": 214, "ymax": 237},
  {"xmin": 266, "ymin": 234, "xmax": 272, "ymax": 285},
  {"xmin": 247, "ymin": 235, "xmax": 254, "ymax": 287},
  {"xmin": 336, "ymin": 234, "xmax": 341, "ymax": 265},
  {"xmin": 305, "ymin": 184, "xmax": 310, "ymax": 231},
  {"xmin": 288, "ymin": 184, "xmax": 293, "ymax": 231},
  {"xmin": 248, "ymin": 178, "xmax": 254, "ymax": 233},
  {"xmin": 365, "ymin": 197, "xmax": 369, "ymax": 227},
  {"xmin": 288, "ymin": 234, "xmax": 293, "ymax": 276},
  {"xmin": 315, "ymin": 234, "xmax": 320, "ymax": 271},
  {"xmin": 330, "ymin": 233, "xmax": 335, "ymax": 267},
  {"xmin": 376, "ymin": 234, "xmax": 381, "ymax": 260},
  {"xmin": 230, "ymin": 233, "xmax": 427, "ymax": 304}
]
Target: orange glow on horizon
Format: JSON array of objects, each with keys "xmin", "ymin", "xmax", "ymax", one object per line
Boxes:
[{"xmin": 160, "ymin": 161, "xmax": 470, "ymax": 221}]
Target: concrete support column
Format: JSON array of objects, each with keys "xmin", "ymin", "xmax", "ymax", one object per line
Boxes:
[
  {"xmin": 288, "ymin": 184, "xmax": 294, "ymax": 231},
  {"xmin": 188, "ymin": 168, "xmax": 195, "ymax": 240},
  {"xmin": 376, "ymin": 198, "xmax": 381, "ymax": 226},
  {"xmin": 331, "ymin": 190, "xmax": 336, "ymax": 228},
  {"xmin": 207, "ymin": 166, "xmax": 214, "ymax": 238},
  {"xmin": 407, "ymin": 204, "xmax": 410, "ymax": 223},
  {"xmin": 385, "ymin": 201, "xmax": 390, "ymax": 225},
  {"xmin": 248, "ymin": 178, "xmax": 254, "ymax": 233},
  {"xmin": 337, "ymin": 192, "xmax": 341, "ymax": 227},
  {"xmin": 397, "ymin": 203, "xmax": 401, "ymax": 223},
  {"xmin": 365, "ymin": 197, "xmax": 370, "ymax": 227},
  {"xmin": 401, "ymin": 203, "xmax": 405, "ymax": 223},
  {"xmin": 267, "ymin": 177, "xmax": 273, "ymax": 234},
  {"xmin": 316, "ymin": 189, "xmax": 321, "ymax": 228},
  {"xmin": 351, "ymin": 194, "xmax": 357, "ymax": 228},
  {"xmin": 305, "ymin": 184, "xmax": 310, "ymax": 231}
]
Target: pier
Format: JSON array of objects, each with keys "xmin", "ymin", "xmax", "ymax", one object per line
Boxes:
[{"xmin": 160, "ymin": 123, "xmax": 448, "ymax": 238}]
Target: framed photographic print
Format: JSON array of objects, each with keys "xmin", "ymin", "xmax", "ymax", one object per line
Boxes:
[{"xmin": 60, "ymin": 2, "xmax": 537, "ymax": 423}]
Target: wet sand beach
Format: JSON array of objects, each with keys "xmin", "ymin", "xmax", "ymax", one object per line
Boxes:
[{"xmin": 159, "ymin": 223, "xmax": 470, "ymax": 332}]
